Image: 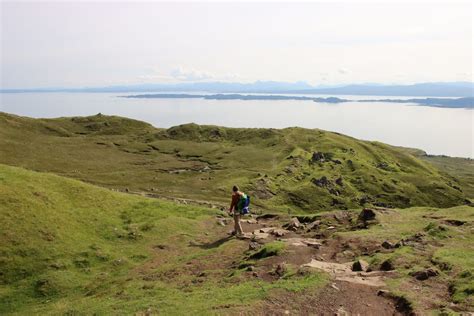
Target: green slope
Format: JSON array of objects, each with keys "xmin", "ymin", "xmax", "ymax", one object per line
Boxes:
[
  {"xmin": 0, "ymin": 164, "xmax": 328, "ymax": 315},
  {"xmin": 0, "ymin": 112, "xmax": 468, "ymax": 212}
]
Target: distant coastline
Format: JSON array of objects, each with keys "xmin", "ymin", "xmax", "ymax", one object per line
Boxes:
[{"xmin": 121, "ymin": 93, "xmax": 474, "ymax": 109}]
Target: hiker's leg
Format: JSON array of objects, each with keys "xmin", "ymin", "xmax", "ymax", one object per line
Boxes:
[{"xmin": 234, "ymin": 214, "xmax": 243, "ymax": 235}]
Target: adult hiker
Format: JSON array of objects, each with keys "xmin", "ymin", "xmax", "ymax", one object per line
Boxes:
[{"xmin": 228, "ymin": 185, "xmax": 249, "ymax": 237}]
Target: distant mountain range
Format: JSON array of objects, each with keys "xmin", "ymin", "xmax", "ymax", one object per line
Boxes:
[
  {"xmin": 123, "ymin": 93, "xmax": 474, "ymax": 108},
  {"xmin": 2, "ymin": 81, "xmax": 473, "ymax": 97}
]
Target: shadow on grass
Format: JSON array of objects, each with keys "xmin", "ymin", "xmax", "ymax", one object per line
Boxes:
[{"xmin": 190, "ymin": 235, "xmax": 233, "ymax": 249}]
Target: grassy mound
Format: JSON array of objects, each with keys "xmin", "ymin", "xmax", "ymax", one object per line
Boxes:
[
  {"xmin": 0, "ymin": 112, "xmax": 468, "ymax": 212},
  {"xmin": 0, "ymin": 164, "xmax": 328, "ymax": 314}
]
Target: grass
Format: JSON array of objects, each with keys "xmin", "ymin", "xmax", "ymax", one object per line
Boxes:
[
  {"xmin": 337, "ymin": 205, "xmax": 474, "ymax": 311},
  {"xmin": 0, "ymin": 112, "xmax": 469, "ymax": 213},
  {"xmin": 0, "ymin": 164, "xmax": 328, "ymax": 315},
  {"xmin": 248, "ymin": 241, "xmax": 287, "ymax": 260}
]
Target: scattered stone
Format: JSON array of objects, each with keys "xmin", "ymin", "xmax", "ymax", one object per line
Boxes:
[
  {"xmin": 246, "ymin": 219, "xmax": 258, "ymax": 224},
  {"xmin": 248, "ymin": 241, "xmax": 261, "ymax": 251},
  {"xmin": 382, "ymin": 240, "xmax": 394, "ymax": 249},
  {"xmin": 377, "ymin": 289, "xmax": 390, "ymax": 297},
  {"xmin": 311, "ymin": 151, "xmax": 329, "ymax": 163},
  {"xmin": 380, "ymin": 259, "xmax": 394, "ymax": 271},
  {"xmin": 336, "ymin": 306, "xmax": 349, "ymax": 316},
  {"xmin": 259, "ymin": 227, "xmax": 276, "ymax": 233},
  {"xmin": 327, "ymin": 226, "xmax": 336, "ymax": 230},
  {"xmin": 252, "ymin": 232, "xmax": 270, "ymax": 240},
  {"xmin": 216, "ymin": 218, "xmax": 228, "ymax": 226},
  {"xmin": 331, "ymin": 283, "xmax": 340, "ymax": 291},
  {"xmin": 306, "ymin": 220, "xmax": 321, "ymax": 231},
  {"xmin": 284, "ymin": 217, "xmax": 301, "ymax": 231},
  {"xmin": 275, "ymin": 263, "xmax": 287, "ymax": 277},
  {"xmin": 394, "ymin": 240, "xmax": 405, "ymax": 248},
  {"xmin": 409, "ymin": 268, "xmax": 439, "ymax": 281},
  {"xmin": 272, "ymin": 229, "xmax": 290, "ymax": 237},
  {"xmin": 444, "ymin": 219, "xmax": 466, "ymax": 226},
  {"xmin": 303, "ymin": 239, "xmax": 322, "ymax": 248},
  {"xmin": 312, "ymin": 176, "xmax": 331, "ymax": 188},
  {"xmin": 352, "ymin": 259, "xmax": 369, "ymax": 272},
  {"xmin": 358, "ymin": 208, "xmax": 376, "ymax": 222}
]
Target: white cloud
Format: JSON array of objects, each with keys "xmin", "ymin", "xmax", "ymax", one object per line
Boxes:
[
  {"xmin": 138, "ymin": 66, "xmax": 247, "ymax": 83},
  {"xmin": 338, "ymin": 68, "xmax": 350, "ymax": 75}
]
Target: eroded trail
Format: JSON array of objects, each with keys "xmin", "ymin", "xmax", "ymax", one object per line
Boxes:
[
  {"xmin": 231, "ymin": 214, "xmax": 407, "ymax": 315},
  {"xmin": 133, "ymin": 207, "xmax": 410, "ymax": 315}
]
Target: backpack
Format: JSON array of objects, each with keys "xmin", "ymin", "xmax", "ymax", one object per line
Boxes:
[{"xmin": 241, "ymin": 194, "xmax": 250, "ymax": 215}]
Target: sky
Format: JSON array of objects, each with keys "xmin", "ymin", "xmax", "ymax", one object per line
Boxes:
[{"xmin": 1, "ymin": 1, "xmax": 472, "ymax": 88}]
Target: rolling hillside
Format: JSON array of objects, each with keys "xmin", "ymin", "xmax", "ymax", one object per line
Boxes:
[
  {"xmin": 0, "ymin": 112, "xmax": 469, "ymax": 213},
  {"xmin": 1, "ymin": 164, "xmax": 472, "ymax": 314}
]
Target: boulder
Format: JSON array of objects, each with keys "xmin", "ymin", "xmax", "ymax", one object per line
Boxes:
[
  {"xmin": 275, "ymin": 263, "xmax": 287, "ymax": 277},
  {"xmin": 410, "ymin": 268, "xmax": 439, "ymax": 281},
  {"xmin": 352, "ymin": 259, "xmax": 369, "ymax": 272},
  {"xmin": 358, "ymin": 208, "xmax": 377, "ymax": 222},
  {"xmin": 310, "ymin": 151, "xmax": 327, "ymax": 163},
  {"xmin": 312, "ymin": 176, "xmax": 331, "ymax": 188},
  {"xmin": 381, "ymin": 240, "xmax": 394, "ymax": 249},
  {"xmin": 380, "ymin": 259, "xmax": 395, "ymax": 271},
  {"xmin": 252, "ymin": 232, "xmax": 270, "ymax": 240},
  {"xmin": 306, "ymin": 220, "xmax": 321, "ymax": 231},
  {"xmin": 284, "ymin": 217, "xmax": 301, "ymax": 231},
  {"xmin": 248, "ymin": 241, "xmax": 261, "ymax": 251},
  {"xmin": 272, "ymin": 229, "xmax": 290, "ymax": 237}
]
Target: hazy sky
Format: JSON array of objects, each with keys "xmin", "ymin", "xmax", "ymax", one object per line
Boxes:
[{"xmin": 1, "ymin": 1, "xmax": 472, "ymax": 88}]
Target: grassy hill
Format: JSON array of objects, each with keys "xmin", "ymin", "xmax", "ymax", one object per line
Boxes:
[
  {"xmin": 1, "ymin": 164, "xmax": 472, "ymax": 314},
  {"xmin": 0, "ymin": 164, "xmax": 332, "ymax": 314},
  {"xmin": 0, "ymin": 112, "xmax": 469, "ymax": 213}
]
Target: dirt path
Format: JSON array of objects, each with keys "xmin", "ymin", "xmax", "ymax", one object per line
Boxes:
[
  {"xmin": 224, "ymin": 216, "xmax": 407, "ymax": 315},
  {"xmin": 132, "ymin": 203, "xmax": 407, "ymax": 315}
]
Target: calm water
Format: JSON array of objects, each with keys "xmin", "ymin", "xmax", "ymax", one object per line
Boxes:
[{"xmin": 1, "ymin": 92, "xmax": 472, "ymax": 158}]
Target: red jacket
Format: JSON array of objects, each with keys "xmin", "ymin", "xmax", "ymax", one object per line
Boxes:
[{"xmin": 229, "ymin": 191, "xmax": 244, "ymax": 212}]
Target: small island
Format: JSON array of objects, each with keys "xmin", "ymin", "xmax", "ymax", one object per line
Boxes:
[{"xmin": 122, "ymin": 93, "xmax": 473, "ymax": 109}]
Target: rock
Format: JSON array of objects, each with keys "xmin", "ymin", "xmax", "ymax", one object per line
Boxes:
[
  {"xmin": 252, "ymin": 232, "xmax": 270, "ymax": 240},
  {"xmin": 310, "ymin": 151, "xmax": 328, "ymax": 163},
  {"xmin": 275, "ymin": 263, "xmax": 287, "ymax": 277},
  {"xmin": 394, "ymin": 240, "xmax": 405, "ymax": 248},
  {"xmin": 336, "ymin": 306, "xmax": 349, "ymax": 316},
  {"xmin": 352, "ymin": 259, "xmax": 369, "ymax": 272},
  {"xmin": 410, "ymin": 268, "xmax": 439, "ymax": 281},
  {"xmin": 380, "ymin": 259, "xmax": 394, "ymax": 271},
  {"xmin": 331, "ymin": 283, "xmax": 340, "ymax": 291},
  {"xmin": 311, "ymin": 176, "xmax": 331, "ymax": 188},
  {"xmin": 358, "ymin": 208, "xmax": 376, "ymax": 222},
  {"xmin": 444, "ymin": 219, "xmax": 466, "ymax": 226},
  {"xmin": 259, "ymin": 227, "xmax": 276, "ymax": 233},
  {"xmin": 272, "ymin": 229, "xmax": 290, "ymax": 237},
  {"xmin": 377, "ymin": 289, "xmax": 390, "ymax": 297},
  {"xmin": 382, "ymin": 240, "xmax": 394, "ymax": 249},
  {"xmin": 300, "ymin": 239, "xmax": 322, "ymax": 248},
  {"xmin": 249, "ymin": 241, "xmax": 261, "ymax": 251},
  {"xmin": 246, "ymin": 219, "xmax": 258, "ymax": 224},
  {"xmin": 284, "ymin": 217, "xmax": 301, "ymax": 231},
  {"xmin": 327, "ymin": 226, "xmax": 336, "ymax": 230},
  {"xmin": 306, "ymin": 220, "xmax": 321, "ymax": 231},
  {"xmin": 217, "ymin": 218, "xmax": 228, "ymax": 226}
]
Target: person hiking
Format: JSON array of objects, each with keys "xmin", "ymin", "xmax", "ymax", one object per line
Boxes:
[{"xmin": 228, "ymin": 185, "xmax": 248, "ymax": 237}]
